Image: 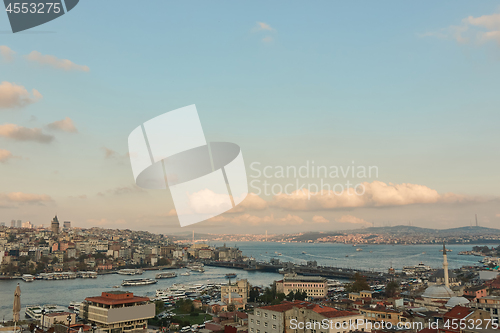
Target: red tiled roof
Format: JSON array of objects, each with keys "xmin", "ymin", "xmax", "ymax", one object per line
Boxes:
[
  {"xmin": 444, "ymin": 306, "xmax": 473, "ymax": 320},
  {"xmin": 86, "ymin": 291, "xmax": 149, "ymax": 305},
  {"xmin": 321, "ymin": 310, "xmax": 357, "ymax": 319},
  {"xmin": 259, "ymin": 300, "xmax": 311, "ymax": 312}
]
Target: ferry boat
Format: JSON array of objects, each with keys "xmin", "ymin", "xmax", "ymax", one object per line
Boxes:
[
  {"xmin": 121, "ymin": 278, "xmax": 157, "ymax": 286},
  {"xmin": 68, "ymin": 301, "xmax": 82, "ymax": 310},
  {"xmin": 118, "ymin": 269, "xmax": 143, "ymax": 275},
  {"xmin": 155, "ymin": 272, "xmax": 177, "ymax": 279},
  {"xmin": 78, "ymin": 271, "xmax": 97, "ymax": 278},
  {"xmin": 22, "ymin": 274, "xmax": 35, "ymax": 282},
  {"xmin": 225, "ymin": 273, "xmax": 237, "ymax": 279}
]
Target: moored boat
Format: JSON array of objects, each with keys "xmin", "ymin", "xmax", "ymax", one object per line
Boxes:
[
  {"xmin": 121, "ymin": 278, "xmax": 157, "ymax": 286},
  {"xmin": 155, "ymin": 272, "xmax": 177, "ymax": 279}
]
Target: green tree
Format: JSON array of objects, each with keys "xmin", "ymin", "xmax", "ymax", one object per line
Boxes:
[
  {"xmin": 346, "ymin": 272, "xmax": 371, "ymax": 293},
  {"xmin": 51, "ymin": 257, "xmax": 59, "ymax": 264},
  {"xmin": 295, "ymin": 291, "xmax": 307, "ymax": 301},
  {"xmin": 286, "ymin": 291, "xmax": 295, "ymax": 301},
  {"xmin": 155, "ymin": 300, "xmax": 165, "ymax": 315},
  {"xmin": 248, "ymin": 288, "xmax": 260, "ymax": 302},
  {"xmin": 385, "ymin": 280, "xmax": 399, "ymax": 298}
]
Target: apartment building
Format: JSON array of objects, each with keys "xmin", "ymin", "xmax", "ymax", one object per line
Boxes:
[
  {"xmin": 276, "ymin": 274, "xmax": 328, "ymax": 299},
  {"xmin": 80, "ymin": 291, "xmax": 154, "ymax": 333},
  {"xmin": 471, "ymin": 295, "xmax": 500, "ymax": 322}
]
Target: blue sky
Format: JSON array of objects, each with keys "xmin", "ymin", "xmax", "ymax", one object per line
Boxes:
[{"xmin": 1, "ymin": 1, "xmax": 500, "ymax": 233}]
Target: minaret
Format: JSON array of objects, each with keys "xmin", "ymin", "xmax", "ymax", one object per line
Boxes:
[{"xmin": 443, "ymin": 242, "xmax": 449, "ymax": 288}]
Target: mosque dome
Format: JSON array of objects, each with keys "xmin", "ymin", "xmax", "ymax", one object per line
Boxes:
[
  {"xmin": 445, "ymin": 297, "xmax": 470, "ymax": 308},
  {"xmin": 422, "ymin": 285, "xmax": 454, "ymax": 299}
]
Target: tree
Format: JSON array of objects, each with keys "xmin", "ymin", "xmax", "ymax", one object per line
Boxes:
[
  {"xmin": 295, "ymin": 291, "xmax": 307, "ymax": 301},
  {"xmin": 286, "ymin": 291, "xmax": 295, "ymax": 301},
  {"xmin": 385, "ymin": 280, "xmax": 399, "ymax": 298},
  {"xmin": 346, "ymin": 272, "xmax": 370, "ymax": 293},
  {"xmin": 155, "ymin": 300, "xmax": 165, "ymax": 315},
  {"xmin": 51, "ymin": 257, "xmax": 59, "ymax": 265},
  {"xmin": 249, "ymin": 288, "xmax": 260, "ymax": 302}
]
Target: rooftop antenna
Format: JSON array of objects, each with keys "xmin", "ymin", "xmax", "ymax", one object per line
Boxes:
[{"xmin": 475, "ymin": 214, "xmax": 478, "ymax": 227}]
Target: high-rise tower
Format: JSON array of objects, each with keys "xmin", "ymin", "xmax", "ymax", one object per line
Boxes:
[
  {"xmin": 443, "ymin": 242, "xmax": 449, "ymax": 288},
  {"xmin": 51, "ymin": 215, "xmax": 60, "ymax": 234}
]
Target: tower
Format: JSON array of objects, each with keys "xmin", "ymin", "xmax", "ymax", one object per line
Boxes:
[
  {"xmin": 51, "ymin": 215, "xmax": 60, "ymax": 234},
  {"xmin": 443, "ymin": 242, "xmax": 449, "ymax": 288}
]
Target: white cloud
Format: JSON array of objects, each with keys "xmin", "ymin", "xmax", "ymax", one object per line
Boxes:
[
  {"xmin": 0, "ymin": 81, "xmax": 42, "ymax": 109},
  {"xmin": 271, "ymin": 181, "xmax": 469, "ymax": 211},
  {"xmin": 421, "ymin": 12, "xmax": 500, "ymax": 46},
  {"xmin": 0, "ymin": 192, "xmax": 53, "ymax": 203},
  {"xmin": 46, "ymin": 117, "xmax": 78, "ymax": 133},
  {"xmin": 0, "ymin": 149, "xmax": 13, "ymax": 163},
  {"xmin": 188, "ymin": 189, "xmax": 232, "ymax": 215},
  {"xmin": 227, "ymin": 193, "xmax": 268, "ymax": 213},
  {"xmin": 25, "ymin": 51, "xmax": 90, "ymax": 72},
  {"xmin": 336, "ymin": 215, "xmax": 371, "ymax": 226},
  {"xmin": 312, "ymin": 215, "xmax": 329, "ymax": 223},
  {"xmin": 262, "ymin": 36, "xmax": 274, "ymax": 43},
  {"xmin": 0, "ymin": 123, "xmax": 54, "ymax": 143},
  {"xmin": 0, "ymin": 46, "xmax": 15, "ymax": 62}
]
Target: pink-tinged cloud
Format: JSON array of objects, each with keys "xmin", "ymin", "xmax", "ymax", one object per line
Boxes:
[
  {"xmin": 312, "ymin": 215, "xmax": 329, "ymax": 223},
  {"xmin": 253, "ymin": 22, "xmax": 274, "ymax": 32},
  {"xmin": 0, "ymin": 82, "xmax": 42, "ymax": 109},
  {"xmin": 0, "ymin": 123, "xmax": 54, "ymax": 143},
  {"xmin": 0, "ymin": 46, "xmax": 15, "ymax": 62},
  {"xmin": 227, "ymin": 193, "xmax": 268, "ymax": 213},
  {"xmin": 25, "ymin": 51, "xmax": 90, "ymax": 72},
  {"xmin": 1, "ymin": 192, "xmax": 53, "ymax": 203},
  {"xmin": 271, "ymin": 181, "xmax": 469, "ymax": 211},
  {"xmin": 0, "ymin": 149, "xmax": 13, "ymax": 163},
  {"xmin": 46, "ymin": 117, "xmax": 78, "ymax": 133},
  {"xmin": 336, "ymin": 215, "xmax": 371, "ymax": 226}
]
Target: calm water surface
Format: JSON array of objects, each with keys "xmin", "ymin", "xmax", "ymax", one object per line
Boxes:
[{"xmin": 0, "ymin": 242, "xmax": 488, "ymax": 321}]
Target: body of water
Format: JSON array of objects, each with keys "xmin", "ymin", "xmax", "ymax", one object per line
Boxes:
[{"xmin": 0, "ymin": 242, "xmax": 489, "ymax": 321}]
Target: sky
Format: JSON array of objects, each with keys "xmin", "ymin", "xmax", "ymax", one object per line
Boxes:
[{"xmin": 1, "ymin": 1, "xmax": 500, "ymax": 235}]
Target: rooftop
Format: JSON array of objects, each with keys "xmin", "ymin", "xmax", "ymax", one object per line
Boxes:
[{"xmin": 85, "ymin": 291, "xmax": 149, "ymax": 305}]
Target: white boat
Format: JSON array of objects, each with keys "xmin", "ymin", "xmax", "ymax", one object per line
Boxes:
[
  {"xmin": 155, "ymin": 272, "xmax": 177, "ymax": 279},
  {"xmin": 68, "ymin": 301, "xmax": 82, "ymax": 310},
  {"xmin": 180, "ymin": 271, "xmax": 190, "ymax": 276},
  {"xmin": 121, "ymin": 278, "xmax": 157, "ymax": 286},
  {"xmin": 356, "ymin": 248, "xmax": 363, "ymax": 252},
  {"xmin": 22, "ymin": 274, "xmax": 35, "ymax": 282},
  {"xmin": 118, "ymin": 269, "xmax": 143, "ymax": 275}
]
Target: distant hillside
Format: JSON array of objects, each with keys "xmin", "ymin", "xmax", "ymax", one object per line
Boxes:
[{"xmin": 343, "ymin": 225, "xmax": 500, "ymax": 236}]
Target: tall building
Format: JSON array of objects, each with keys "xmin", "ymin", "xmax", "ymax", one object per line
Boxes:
[
  {"xmin": 16, "ymin": 220, "xmax": 22, "ymax": 228},
  {"xmin": 11, "ymin": 220, "xmax": 15, "ymax": 228},
  {"xmin": 0, "ymin": 222, "xmax": 5, "ymax": 227},
  {"xmin": 80, "ymin": 291, "xmax": 154, "ymax": 333},
  {"xmin": 51, "ymin": 215, "xmax": 60, "ymax": 234},
  {"xmin": 63, "ymin": 221, "xmax": 71, "ymax": 229},
  {"xmin": 22, "ymin": 221, "xmax": 33, "ymax": 229}
]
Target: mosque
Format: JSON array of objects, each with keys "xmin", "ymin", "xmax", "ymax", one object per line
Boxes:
[{"xmin": 417, "ymin": 243, "xmax": 470, "ymax": 311}]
